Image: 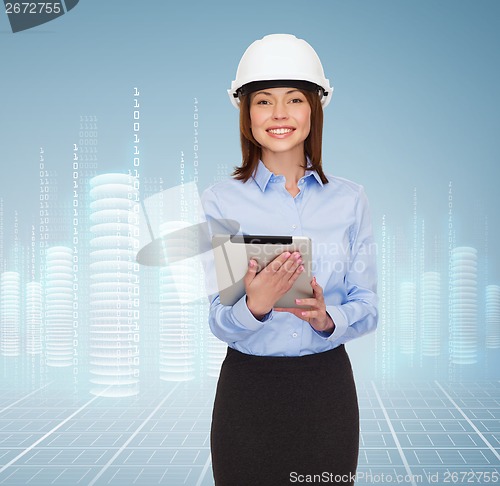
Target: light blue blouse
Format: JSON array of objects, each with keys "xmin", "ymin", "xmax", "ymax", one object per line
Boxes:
[{"xmin": 201, "ymin": 160, "xmax": 378, "ymax": 356}]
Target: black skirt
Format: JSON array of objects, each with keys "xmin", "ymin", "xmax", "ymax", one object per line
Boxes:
[{"xmin": 211, "ymin": 345, "xmax": 359, "ymax": 486}]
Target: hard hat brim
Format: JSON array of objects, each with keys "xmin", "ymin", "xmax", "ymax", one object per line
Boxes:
[
  {"xmin": 228, "ymin": 80, "xmax": 332, "ymax": 109},
  {"xmin": 236, "ymin": 79, "xmax": 325, "ymax": 98}
]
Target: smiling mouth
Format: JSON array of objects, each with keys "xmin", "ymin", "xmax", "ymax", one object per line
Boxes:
[{"xmin": 267, "ymin": 128, "xmax": 294, "ymax": 135}]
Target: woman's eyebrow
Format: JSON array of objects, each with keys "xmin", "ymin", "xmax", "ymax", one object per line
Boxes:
[{"xmin": 254, "ymin": 89, "xmax": 300, "ymax": 96}]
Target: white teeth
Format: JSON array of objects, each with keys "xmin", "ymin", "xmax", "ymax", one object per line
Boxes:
[{"xmin": 268, "ymin": 128, "xmax": 293, "ymax": 135}]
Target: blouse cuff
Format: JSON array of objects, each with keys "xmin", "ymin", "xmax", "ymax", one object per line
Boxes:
[
  {"xmin": 232, "ymin": 294, "xmax": 272, "ymax": 330},
  {"xmin": 323, "ymin": 305, "xmax": 349, "ymax": 341}
]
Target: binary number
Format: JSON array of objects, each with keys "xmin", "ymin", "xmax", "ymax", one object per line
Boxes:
[
  {"xmin": 72, "ymin": 142, "xmax": 79, "ymax": 390},
  {"xmin": 131, "ymin": 87, "xmax": 140, "ymax": 383}
]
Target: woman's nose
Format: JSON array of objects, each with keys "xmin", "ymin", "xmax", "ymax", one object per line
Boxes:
[{"xmin": 272, "ymin": 101, "xmax": 288, "ymax": 119}]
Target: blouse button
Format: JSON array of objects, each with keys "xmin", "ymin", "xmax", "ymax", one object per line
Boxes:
[{"xmin": 292, "ymin": 332, "xmax": 298, "ymax": 338}]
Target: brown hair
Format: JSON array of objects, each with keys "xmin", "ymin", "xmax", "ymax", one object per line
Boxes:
[{"xmin": 232, "ymin": 89, "xmax": 329, "ymax": 184}]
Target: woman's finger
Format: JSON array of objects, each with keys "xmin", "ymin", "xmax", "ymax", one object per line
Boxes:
[
  {"xmin": 295, "ymin": 297, "xmax": 319, "ymax": 307},
  {"xmin": 276, "ymin": 252, "xmax": 302, "ymax": 276},
  {"xmin": 285, "ymin": 264, "xmax": 304, "ymax": 285},
  {"xmin": 311, "ymin": 277, "xmax": 324, "ymax": 297},
  {"xmin": 266, "ymin": 251, "xmax": 292, "ymax": 273},
  {"xmin": 301, "ymin": 309, "xmax": 320, "ymax": 320}
]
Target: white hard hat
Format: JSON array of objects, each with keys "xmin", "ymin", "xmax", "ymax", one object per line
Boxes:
[{"xmin": 228, "ymin": 33, "xmax": 333, "ymax": 109}]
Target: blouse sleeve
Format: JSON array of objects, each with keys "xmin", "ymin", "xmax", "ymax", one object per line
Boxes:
[
  {"xmin": 200, "ymin": 186, "xmax": 272, "ymax": 345},
  {"xmin": 324, "ymin": 185, "xmax": 378, "ymax": 343}
]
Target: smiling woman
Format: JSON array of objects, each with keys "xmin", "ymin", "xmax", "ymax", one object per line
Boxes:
[
  {"xmin": 202, "ymin": 33, "xmax": 378, "ymax": 486},
  {"xmin": 236, "ymin": 87, "xmax": 325, "ymax": 185},
  {"xmin": 251, "ymin": 87, "xmax": 311, "ymax": 145}
]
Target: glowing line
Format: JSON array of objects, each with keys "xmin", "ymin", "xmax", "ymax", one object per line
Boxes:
[
  {"xmin": 435, "ymin": 381, "xmax": 500, "ymax": 461},
  {"xmin": 0, "ymin": 383, "xmax": 53, "ymax": 416},
  {"xmin": 371, "ymin": 381, "xmax": 417, "ymax": 486},
  {"xmin": 0, "ymin": 390, "xmax": 106, "ymax": 474},
  {"xmin": 88, "ymin": 383, "xmax": 180, "ymax": 486}
]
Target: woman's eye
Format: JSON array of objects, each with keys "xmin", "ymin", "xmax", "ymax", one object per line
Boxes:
[
  {"xmin": 290, "ymin": 98, "xmax": 303, "ymax": 103},
  {"xmin": 256, "ymin": 99, "xmax": 270, "ymax": 105}
]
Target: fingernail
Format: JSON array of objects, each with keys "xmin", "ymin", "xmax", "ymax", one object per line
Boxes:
[
  {"xmin": 284, "ymin": 252, "xmax": 291, "ymax": 258},
  {"xmin": 301, "ymin": 312, "xmax": 307, "ymax": 316},
  {"xmin": 296, "ymin": 299, "xmax": 301, "ymax": 303}
]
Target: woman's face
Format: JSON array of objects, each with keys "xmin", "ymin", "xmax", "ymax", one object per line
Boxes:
[{"xmin": 249, "ymin": 87, "xmax": 311, "ymax": 160}]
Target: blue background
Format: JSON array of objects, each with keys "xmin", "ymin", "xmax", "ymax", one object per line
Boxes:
[{"xmin": 0, "ymin": 1, "xmax": 499, "ymax": 484}]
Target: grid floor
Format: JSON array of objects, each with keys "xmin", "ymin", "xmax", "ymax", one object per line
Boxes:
[{"xmin": 0, "ymin": 381, "xmax": 498, "ymax": 485}]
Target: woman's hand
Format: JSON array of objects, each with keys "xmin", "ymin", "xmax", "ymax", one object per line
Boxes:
[
  {"xmin": 275, "ymin": 277, "xmax": 335, "ymax": 334},
  {"xmin": 245, "ymin": 251, "xmax": 304, "ymax": 320}
]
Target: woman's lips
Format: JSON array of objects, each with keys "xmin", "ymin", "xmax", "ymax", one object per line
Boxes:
[{"xmin": 266, "ymin": 127, "xmax": 295, "ymax": 138}]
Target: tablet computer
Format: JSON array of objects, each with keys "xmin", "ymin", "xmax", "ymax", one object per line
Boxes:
[{"xmin": 211, "ymin": 234, "xmax": 313, "ymax": 308}]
